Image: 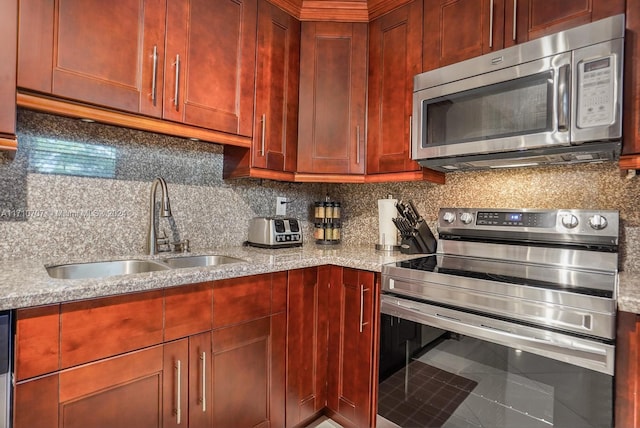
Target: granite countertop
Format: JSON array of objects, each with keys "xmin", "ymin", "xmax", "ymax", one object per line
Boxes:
[
  {"xmin": 0, "ymin": 245, "xmax": 418, "ymax": 311},
  {"xmin": 2, "ymin": 244, "xmax": 639, "ymax": 314}
]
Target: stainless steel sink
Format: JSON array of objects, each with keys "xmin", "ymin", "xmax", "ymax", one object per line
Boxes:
[
  {"xmin": 162, "ymin": 255, "xmax": 245, "ymax": 269},
  {"xmin": 46, "ymin": 259, "xmax": 171, "ymax": 280}
]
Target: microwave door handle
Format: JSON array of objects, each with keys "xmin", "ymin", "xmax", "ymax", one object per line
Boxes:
[{"xmin": 557, "ymin": 64, "xmax": 570, "ymax": 132}]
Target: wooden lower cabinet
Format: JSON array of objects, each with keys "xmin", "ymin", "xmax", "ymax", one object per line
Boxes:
[
  {"xmin": 286, "ymin": 266, "xmax": 330, "ymax": 427},
  {"xmin": 287, "ymin": 266, "xmax": 378, "ymax": 428},
  {"xmin": 327, "ymin": 268, "xmax": 376, "ymax": 428},
  {"xmin": 616, "ymin": 311, "xmax": 640, "ymax": 428},
  {"xmin": 15, "ymin": 345, "xmax": 165, "ymax": 428},
  {"xmin": 13, "ymin": 274, "xmax": 287, "ymax": 428}
]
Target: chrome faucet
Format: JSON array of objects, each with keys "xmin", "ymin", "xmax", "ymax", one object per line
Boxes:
[{"xmin": 146, "ymin": 177, "xmax": 172, "ymax": 255}]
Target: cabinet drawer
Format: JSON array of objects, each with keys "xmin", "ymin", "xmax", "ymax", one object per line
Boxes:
[
  {"xmin": 213, "ymin": 274, "xmax": 273, "ymax": 328},
  {"xmin": 165, "ymin": 282, "xmax": 213, "ymax": 341},
  {"xmin": 60, "ymin": 291, "xmax": 164, "ymax": 368},
  {"xmin": 15, "ymin": 305, "xmax": 60, "ymax": 381}
]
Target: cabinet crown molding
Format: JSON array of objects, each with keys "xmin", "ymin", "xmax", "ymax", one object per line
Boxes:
[{"xmin": 268, "ymin": 0, "xmax": 412, "ymax": 21}]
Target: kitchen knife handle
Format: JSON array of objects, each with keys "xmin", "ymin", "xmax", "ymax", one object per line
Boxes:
[
  {"xmin": 151, "ymin": 45, "xmax": 158, "ymax": 106},
  {"xmin": 201, "ymin": 351, "xmax": 207, "ymax": 413},
  {"xmin": 173, "ymin": 55, "xmax": 181, "ymax": 111},
  {"xmin": 175, "ymin": 359, "xmax": 182, "ymax": 424}
]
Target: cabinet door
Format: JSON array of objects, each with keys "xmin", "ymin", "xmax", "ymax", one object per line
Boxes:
[
  {"xmin": 212, "ymin": 317, "xmax": 274, "ymax": 428},
  {"xmin": 367, "ymin": 0, "xmax": 422, "ymax": 174},
  {"xmin": 616, "ymin": 311, "xmax": 640, "ymax": 428},
  {"xmin": 188, "ymin": 332, "xmax": 213, "ymax": 428},
  {"xmin": 14, "ymin": 374, "xmax": 58, "ymax": 428},
  {"xmin": 327, "ymin": 267, "xmax": 376, "ymax": 428},
  {"xmin": 164, "ymin": 0, "xmax": 257, "ymax": 136},
  {"xmin": 297, "ymin": 22, "xmax": 367, "ymax": 174},
  {"xmin": 253, "ymin": 0, "xmax": 300, "ymax": 172},
  {"xmin": 623, "ymin": 0, "xmax": 640, "ymax": 157},
  {"xmin": 423, "ymin": 0, "xmax": 504, "ymax": 71},
  {"xmin": 60, "ymin": 346, "xmax": 164, "ymax": 428},
  {"xmin": 286, "ymin": 267, "xmax": 329, "ymax": 427},
  {"xmin": 18, "ymin": 0, "xmax": 166, "ymax": 116},
  {"xmin": 506, "ymin": 0, "xmax": 625, "ymax": 47},
  {"xmin": 163, "ymin": 339, "xmax": 189, "ymax": 428},
  {"xmin": 0, "ymin": 0, "xmax": 17, "ymax": 144}
]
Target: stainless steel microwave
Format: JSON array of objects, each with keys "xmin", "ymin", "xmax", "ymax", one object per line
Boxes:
[{"xmin": 412, "ymin": 14, "xmax": 625, "ymax": 172}]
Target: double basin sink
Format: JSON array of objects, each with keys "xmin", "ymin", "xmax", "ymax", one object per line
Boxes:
[{"xmin": 46, "ymin": 255, "xmax": 245, "ymax": 280}]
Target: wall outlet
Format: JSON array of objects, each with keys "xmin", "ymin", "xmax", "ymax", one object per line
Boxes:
[{"xmin": 276, "ymin": 197, "xmax": 287, "ymax": 216}]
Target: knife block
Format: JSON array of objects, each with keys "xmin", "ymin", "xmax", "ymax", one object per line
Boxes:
[{"xmin": 399, "ymin": 220, "xmax": 437, "ymax": 254}]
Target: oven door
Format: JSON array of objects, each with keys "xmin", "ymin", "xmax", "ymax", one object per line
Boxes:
[
  {"xmin": 412, "ymin": 52, "xmax": 571, "ymax": 162},
  {"xmin": 378, "ymin": 295, "xmax": 614, "ymax": 428}
]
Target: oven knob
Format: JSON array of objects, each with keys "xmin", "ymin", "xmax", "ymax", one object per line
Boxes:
[
  {"xmin": 460, "ymin": 212, "xmax": 474, "ymax": 225},
  {"xmin": 561, "ymin": 214, "xmax": 579, "ymax": 229},
  {"xmin": 589, "ymin": 214, "xmax": 608, "ymax": 230},
  {"xmin": 442, "ymin": 212, "xmax": 456, "ymax": 223}
]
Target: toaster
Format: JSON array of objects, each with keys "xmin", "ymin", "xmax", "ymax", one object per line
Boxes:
[{"xmin": 247, "ymin": 217, "xmax": 303, "ymax": 248}]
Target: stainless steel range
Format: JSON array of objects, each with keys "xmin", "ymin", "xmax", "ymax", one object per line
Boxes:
[{"xmin": 378, "ymin": 208, "xmax": 618, "ymax": 428}]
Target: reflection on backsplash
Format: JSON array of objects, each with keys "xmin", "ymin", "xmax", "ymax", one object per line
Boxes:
[{"xmin": 2, "ymin": 109, "xmax": 640, "ymax": 272}]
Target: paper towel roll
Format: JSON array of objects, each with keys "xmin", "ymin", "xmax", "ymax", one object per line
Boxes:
[{"xmin": 378, "ymin": 198, "xmax": 398, "ymax": 246}]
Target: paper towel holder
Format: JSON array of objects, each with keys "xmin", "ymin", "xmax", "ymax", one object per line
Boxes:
[{"xmin": 376, "ymin": 194, "xmax": 400, "ymax": 252}]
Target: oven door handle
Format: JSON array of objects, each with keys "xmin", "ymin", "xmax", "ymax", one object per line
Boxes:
[{"xmin": 383, "ymin": 296, "xmax": 614, "ymax": 375}]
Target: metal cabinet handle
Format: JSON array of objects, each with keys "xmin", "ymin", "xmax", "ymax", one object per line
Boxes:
[
  {"xmin": 356, "ymin": 126, "xmax": 361, "ymax": 164},
  {"xmin": 359, "ymin": 285, "xmax": 370, "ymax": 333},
  {"xmin": 173, "ymin": 55, "xmax": 181, "ymax": 111},
  {"xmin": 489, "ymin": 0, "xmax": 494, "ymax": 48},
  {"xmin": 512, "ymin": 0, "xmax": 517, "ymax": 41},
  {"xmin": 175, "ymin": 359, "xmax": 182, "ymax": 424},
  {"xmin": 201, "ymin": 351, "xmax": 207, "ymax": 413},
  {"xmin": 557, "ymin": 64, "xmax": 570, "ymax": 132},
  {"xmin": 151, "ymin": 45, "xmax": 158, "ymax": 106},
  {"xmin": 408, "ymin": 116, "xmax": 412, "ymax": 159},
  {"xmin": 260, "ymin": 114, "xmax": 266, "ymax": 156}
]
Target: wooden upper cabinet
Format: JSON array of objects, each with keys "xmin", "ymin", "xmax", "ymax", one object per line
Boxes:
[
  {"xmin": 621, "ymin": 0, "xmax": 640, "ymax": 159},
  {"xmin": 423, "ymin": 0, "xmax": 505, "ymax": 71},
  {"xmin": 297, "ymin": 22, "xmax": 368, "ymax": 174},
  {"xmin": 253, "ymin": 0, "xmax": 300, "ymax": 171},
  {"xmin": 505, "ymin": 0, "xmax": 626, "ymax": 47},
  {"xmin": 164, "ymin": 0, "xmax": 257, "ymax": 136},
  {"xmin": 0, "ymin": 0, "xmax": 17, "ymax": 149},
  {"xmin": 18, "ymin": 0, "xmax": 166, "ymax": 117},
  {"xmin": 367, "ymin": 0, "xmax": 422, "ymax": 174}
]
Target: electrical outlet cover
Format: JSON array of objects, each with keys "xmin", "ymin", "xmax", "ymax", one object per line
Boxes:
[{"xmin": 276, "ymin": 197, "xmax": 287, "ymax": 216}]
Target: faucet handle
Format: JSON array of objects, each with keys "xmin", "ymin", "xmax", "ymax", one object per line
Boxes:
[
  {"xmin": 171, "ymin": 239, "xmax": 190, "ymax": 253},
  {"xmin": 156, "ymin": 230, "xmax": 172, "ymax": 252}
]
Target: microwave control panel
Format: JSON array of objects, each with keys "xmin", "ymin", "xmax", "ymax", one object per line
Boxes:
[{"xmin": 577, "ymin": 56, "xmax": 615, "ymax": 128}]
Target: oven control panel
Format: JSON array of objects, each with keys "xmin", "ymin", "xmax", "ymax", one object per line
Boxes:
[
  {"xmin": 475, "ymin": 211, "xmax": 556, "ymax": 227},
  {"xmin": 438, "ymin": 208, "xmax": 619, "ymax": 245}
]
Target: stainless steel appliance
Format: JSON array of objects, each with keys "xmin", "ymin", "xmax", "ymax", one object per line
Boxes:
[
  {"xmin": 247, "ymin": 217, "xmax": 302, "ymax": 248},
  {"xmin": 379, "ymin": 208, "xmax": 618, "ymax": 428},
  {"xmin": 412, "ymin": 14, "xmax": 624, "ymax": 172}
]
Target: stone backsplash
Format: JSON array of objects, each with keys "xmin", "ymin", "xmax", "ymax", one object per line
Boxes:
[
  {"xmin": 2, "ymin": 109, "xmax": 640, "ymax": 272},
  {"xmin": 0, "ymin": 110, "xmax": 326, "ymax": 260}
]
